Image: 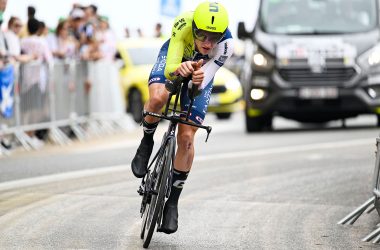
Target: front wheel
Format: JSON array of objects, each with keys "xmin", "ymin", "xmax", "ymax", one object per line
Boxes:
[{"xmin": 141, "ymin": 139, "xmax": 174, "ymax": 248}]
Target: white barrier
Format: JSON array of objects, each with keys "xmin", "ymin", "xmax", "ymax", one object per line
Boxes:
[
  {"xmin": 338, "ymin": 137, "xmax": 380, "ymax": 244},
  {"xmin": 0, "ymin": 59, "xmax": 132, "ymax": 154}
]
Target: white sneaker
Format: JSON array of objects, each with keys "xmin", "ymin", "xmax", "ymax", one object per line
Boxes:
[{"xmin": 30, "ymin": 136, "xmax": 45, "ymax": 149}]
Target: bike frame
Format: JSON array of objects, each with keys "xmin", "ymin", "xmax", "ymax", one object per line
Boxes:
[
  {"xmin": 143, "ymin": 79, "xmax": 212, "ymax": 174},
  {"xmin": 138, "ymin": 78, "xmax": 212, "ymax": 247}
]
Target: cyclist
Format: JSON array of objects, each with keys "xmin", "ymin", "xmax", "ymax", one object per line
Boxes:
[{"xmin": 131, "ymin": 1, "xmax": 233, "ymax": 234}]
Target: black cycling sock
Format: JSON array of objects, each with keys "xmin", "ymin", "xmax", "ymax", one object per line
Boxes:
[
  {"xmin": 142, "ymin": 119, "xmax": 159, "ymax": 143},
  {"xmin": 166, "ymin": 169, "xmax": 189, "ymax": 206}
]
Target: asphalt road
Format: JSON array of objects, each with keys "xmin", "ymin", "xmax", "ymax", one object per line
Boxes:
[{"xmin": 1, "ymin": 112, "xmax": 380, "ymax": 249}]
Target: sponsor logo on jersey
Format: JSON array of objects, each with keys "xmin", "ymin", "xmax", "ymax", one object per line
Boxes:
[
  {"xmin": 224, "ymin": 42, "xmax": 228, "ymax": 55},
  {"xmin": 178, "ymin": 23, "xmax": 186, "ymax": 31},
  {"xmin": 195, "ymin": 115, "xmax": 204, "ymax": 124},
  {"xmin": 214, "ymin": 60, "xmax": 223, "ymax": 67},
  {"xmin": 149, "ymin": 77, "xmax": 161, "ymax": 84},
  {"xmin": 218, "ymin": 55, "xmax": 228, "ymax": 63},
  {"xmin": 174, "ymin": 18, "xmax": 186, "ymax": 31}
]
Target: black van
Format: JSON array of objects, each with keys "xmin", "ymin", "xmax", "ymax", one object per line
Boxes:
[{"xmin": 238, "ymin": 0, "xmax": 380, "ymax": 132}]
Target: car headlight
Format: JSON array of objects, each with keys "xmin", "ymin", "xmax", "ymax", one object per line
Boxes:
[
  {"xmin": 251, "ymin": 47, "xmax": 274, "ymax": 72},
  {"xmin": 253, "ymin": 53, "xmax": 267, "ymax": 67},
  {"xmin": 358, "ymin": 44, "xmax": 380, "ymax": 72},
  {"xmin": 225, "ymin": 77, "xmax": 241, "ymax": 91},
  {"xmin": 250, "ymin": 88, "xmax": 267, "ymax": 101}
]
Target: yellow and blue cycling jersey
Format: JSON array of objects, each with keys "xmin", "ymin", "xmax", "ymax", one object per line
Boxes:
[{"xmin": 148, "ymin": 11, "xmax": 234, "ymax": 124}]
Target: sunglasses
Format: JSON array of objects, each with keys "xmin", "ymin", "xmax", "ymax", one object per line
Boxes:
[{"xmin": 193, "ymin": 28, "xmax": 224, "ymax": 43}]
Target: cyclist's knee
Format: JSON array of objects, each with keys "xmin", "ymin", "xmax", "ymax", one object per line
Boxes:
[
  {"xmin": 177, "ymin": 131, "xmax": 194, "ymax": 150},
  {"xmin": 147, "ymin": 94, "xmax": 167, "ymax": 110}
]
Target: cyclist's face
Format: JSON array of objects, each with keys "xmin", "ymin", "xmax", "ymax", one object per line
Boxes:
[
  {"xmin": 194, "ymin": 38, "xmax": 216, "ymax": 55},
  {"xmin": 193, "ymin": 28, "xmax": 223, "ymax": 55}
]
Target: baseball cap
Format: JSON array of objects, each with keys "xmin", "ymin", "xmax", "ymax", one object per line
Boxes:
[{"xmin": 70, "ymin": 8, "xmax": 85, "ymax": 19}]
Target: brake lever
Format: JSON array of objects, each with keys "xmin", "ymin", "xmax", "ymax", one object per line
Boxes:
[{"xmin": 205, "ymin": 126, "xmax": 212, "ymax": 142}]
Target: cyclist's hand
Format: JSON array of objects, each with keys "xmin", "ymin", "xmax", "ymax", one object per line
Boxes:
[
  {"xmin": 176, "ymin": 59, "xmax": 204, "ymax": 81},
  {"xmin": 176, "ymin": 61, "xmax": 195, "ymax": 77},
  {"xmin": 192, "ymin": 59, "xmax": 204, "ymax": 85}
]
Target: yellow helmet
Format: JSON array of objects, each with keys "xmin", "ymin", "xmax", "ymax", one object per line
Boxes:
[{"xmin": 193, "ymin": 2, "xmax": 229, "ymax": 34}]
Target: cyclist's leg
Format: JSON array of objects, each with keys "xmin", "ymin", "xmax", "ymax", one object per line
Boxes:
[
  {"xmin": 144, "ymin": 83, "xmax": 169, "ymax": 123},
  {"xmin": 131, "ymin": 40, "xmax": 170, "ymax": 178},
  {"xmin": 174, "ymin": 124, "xmax": 198, "ymax": 171},
  {"xmin": 160, "ymin": 81, "xmax": 213, "ymax": 233}
]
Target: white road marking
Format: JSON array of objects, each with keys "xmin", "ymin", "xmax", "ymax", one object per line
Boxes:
[{"xmin": 0, "ymin": 138, "xmax": 374, "ymax": 191}]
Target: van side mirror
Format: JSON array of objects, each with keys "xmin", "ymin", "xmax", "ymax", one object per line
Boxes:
[{"xmin": 237, "ymin": 22, "xmax": 252, "ymax": 39}]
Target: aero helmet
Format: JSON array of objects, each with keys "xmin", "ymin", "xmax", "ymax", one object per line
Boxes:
[{"xmin": 193, "ymin": 1, "xmax": 229, "ymax": 34}]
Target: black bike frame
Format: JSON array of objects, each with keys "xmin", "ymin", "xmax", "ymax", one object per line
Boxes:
[{"xmin": 139, "ymin": 77, "xmax": 213, "ymax": 248}]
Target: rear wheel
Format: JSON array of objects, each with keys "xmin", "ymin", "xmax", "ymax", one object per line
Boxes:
[
  {"xmin": 245, "ymin": 112, "xmax": 273, "ymax": 132},
  {"xmin": 129, "ymin": 89, "xmax": 144, "ymax": 123},
  {"xmin": 141, "ymin": 139, "xmax": 173, "ymax": 248},
  {"xmin": 216, "ymin": 112, "xmax": 232, "ymax": 120}
]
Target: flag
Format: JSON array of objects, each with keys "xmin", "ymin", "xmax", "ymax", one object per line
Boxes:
[{"xmin": 0, "ymin": 64, "xmax": 14, "ymax": 118}]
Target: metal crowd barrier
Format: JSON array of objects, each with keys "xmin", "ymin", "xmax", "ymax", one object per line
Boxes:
[
  {"xmin": 0, "ymin": 59, "xmax": 133, "ymax": 155},
  {"xmin": 338, "ymin": 137, "xmax": 380, "ymax": 244}
]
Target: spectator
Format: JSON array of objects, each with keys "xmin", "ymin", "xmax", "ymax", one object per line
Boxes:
[
  {"xmin": 19, "ymin": 5, "xmax": 36, "ymax": 38},
  {"xmin": 125, "ymin": 27, "xmax": 130, "ymax": 38},
  {"xmin": 21, "ymin": 18, "xmax": 53, "ymax": 66},
  {"xmin": 68, "ymin": 7, "xmax": 86, "ymax": 43},
  {"xmin": 0, "ymin": 0, "xmax": 10, "ymax": 149},
  {"xmin": 137, "ymin": 28, "xmax": 144, "ymax": 37},
  {"xmin": 154, "ymin": 23, "xmax": 163, "ymax": 38},
  {"xmin": 20, "ymin": 18, "xmax": 53, "ymax": 147},
  {"xmin": 5, "ymin": 16, "xmax": 36, "ymax": 62},
  {"xmin": 37, "ymin": 21, "xmax": 49, "ymax": 37},
  {"xmin": 47, "ymin": 20, "xmax": 78, "ymax": 60},
  {"xmin": 27, "ymin": 5, "xmax": 35, "ymax": 19},
  {"xmin": 96, "ymin": 16, "xmax": 116, "ymax": 61},
  {"xmin": 82, "ymin": 5, "xmax": 98, "ymax": 43},
  {"xmin": 84, "ymin": 4, "xmax": 98, "ymax": 24},
  {"xmin": 0, "ymin": 0, "xmax": 8, "ymax": 59}
]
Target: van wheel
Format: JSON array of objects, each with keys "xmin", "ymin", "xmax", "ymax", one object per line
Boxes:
[
  {"xmin": 376, "ymin": 115, "xmax": 380, "ymax": 127},
  {"xmin": 245, "ymin": 113, "xmax": 272, "ymax": 132},
  {"xmin": 129, "ymin": 90, "xmax": 144, "ymax": 123},
  {"xmin": 216, "ymin": 112, "xmax": 231, "ymax": 120}
]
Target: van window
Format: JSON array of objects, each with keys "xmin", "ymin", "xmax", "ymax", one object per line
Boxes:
[{"xmin": 260, "ymin": 0, "xmax": 377, "ymax": 34}]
